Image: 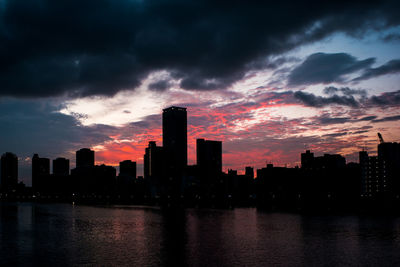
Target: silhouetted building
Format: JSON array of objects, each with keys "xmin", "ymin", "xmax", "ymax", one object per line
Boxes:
[
  {"xmin": 73, "ymin": 147, "xmax": 117, "ymax": 194},
  {"xmin": 163, "ymin": 106, "xmax": 187, "ymax": 196},
  {"xmin": 360, "ymin": 151, "xmax": 383, "ymax": 196},
  {"xmin": 245, "ymin": 166, "xmax": 254, "ymax": 179},
  {"xmin": 144, "ymin": 141, "xmax": 164, "ymax": 180},
  {"xmin": 245, "ymin": 166, "xmax": 255, "ymax": 199},
  {"xmin": 182, "ymin": 165, "xmax": 200, "ymax": 199},
  {"xmin": 53, "ymin": 157, "xmax": 70, "ymax": 176},
  {"xmin": 71, "ymin": 148, "xmax": 95, "ymax": 194},
  {"xmin": 196, "ymin": 138, "xmax": 222, "ymax": 198},
  {"xmin": 318, "ymin": 154, "xmax": 346, "ymax": 169},
  {"xmin": 120, "ymin": 160, "xmax": 136, "ymax": 178},
  {"xmin": 301, "ymin": 150, "xmax": 345, "ymax": 170},
  {"xmin": 228, "ymin": 169, "xmax": 237, "ymax": 176},
  {"xmin": 298, "ymin": 150, "xmax": 351, "ymax": 207},
  {"xmin": 256, "ymin": 164, "xmax": 301, "ymax": 207},
  {"xmin": 343, "ymin": 162, "xmax": 361, "ymax": 200},
  {"xmin": 301, "ymin": 150, "xmax": 314, "ymax": 170},
  {"xmin": 197, "ymin": 138, "xmax": 222, "ymax": 176},
  {"xmin": 313, "ymin": 154, "xmax": 346, "ymax": 170},
  {"xmin": 71, "ymin": 157, "xmax": 117, "ymax": 194},
  {"xmin": 227, "ymin": 167, "xmax": 255, "ymax": 203},
  {"xmin": 117, "ymin": 160, "xmax": 136, "ymax": 195},
  {"xmin": 32, "ymin": 154, "xmax": 50, "ymax": 193},
  {"xmin": 94, "ymin": 164, "xmax": 117, "ymax": 194},
  {"xmin": 76, "ymin": 148, "xmax": 95, "ymax": 168},
  {"xmin": 144, "ymin": 141, "xmax": 164, "ymax": 196},
  {"xmin": 49, "ymin": 157, "xmax": 70, "ymax": 194},
  {"xmin": 163, "ymin": 107, "xmax": 187, "ymax": 175},
  {"xmin": 378, "ymin": 142, "xmax": 400, "ymax": 196},
  {"xmin": 1, "ymin": 152, "xmax": 18, "ymax": 192}
]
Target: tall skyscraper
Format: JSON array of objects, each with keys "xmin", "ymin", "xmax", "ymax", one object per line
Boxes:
[
  {"xmin": 53, "ymin": 157, "xmax": 70, "ymax": 176},
  {"xmin": 162, "ymin": 106, "xmax": 187, "ymax": 179},
  {"xmin": 76, "ymin": 148, "xmax": 95, "ymax": 168},
  {"xmin": 1, "ymin": 152, "xmax": 18, "ymax": 191},
  {"xmin": 32, "ymin": 154, "xmax": 50, "ymax": 192}
]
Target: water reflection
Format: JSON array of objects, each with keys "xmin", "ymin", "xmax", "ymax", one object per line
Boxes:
[
  {"xmin": 160, "ymin": 208, "xmax": 187, "ymax": 266},
  {"xmin": 1, "ymin": 203, "xmax": 400, "ymax": 266},
  {"xmin": 0, "ymin": 204, "xmax": 19, "ymax": 265}
]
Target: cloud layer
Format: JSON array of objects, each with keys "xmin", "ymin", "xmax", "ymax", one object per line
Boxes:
[
  {"xmin": 1, "ymin": 0, "xmax": 400, "ymax": 97},
  {"xmin": 288, "ymin": 53, "xmax": 375, "ymax": 85}
]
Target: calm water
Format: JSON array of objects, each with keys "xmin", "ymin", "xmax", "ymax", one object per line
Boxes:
[{"xmin": 1, "ymin": 203, "xmax": 400, "ymax": 266}]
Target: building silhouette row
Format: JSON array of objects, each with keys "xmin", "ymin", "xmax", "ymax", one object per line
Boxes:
[{"xmin": 1, "ymin": 107, "xmax": 400, "ymax": 209}]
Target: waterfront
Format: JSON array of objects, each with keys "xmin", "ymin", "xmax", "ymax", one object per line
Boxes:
[{"xmin": 1, "ymin": 203, "xmax": 400, "ymax": 266}]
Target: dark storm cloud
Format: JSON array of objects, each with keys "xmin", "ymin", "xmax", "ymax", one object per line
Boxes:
[
  {"xmin": 293, "ymin": 91, "xmax": 359, "ymax": 107},
  {"xmin": 288, "ymin": 53, "xmax": 375, "ymax": 86},
  {"xmin": 352, "ymin": 59, "xmax": 400, "ymax": 82},
  {"xmin": 1, "ymin": 0, "xmax": 400, "ymax": 97}
]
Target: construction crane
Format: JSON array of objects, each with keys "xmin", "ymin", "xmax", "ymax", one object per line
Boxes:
[{"xmin": 378, "ymin": 132, "xmax": 385, "ymax": 144}]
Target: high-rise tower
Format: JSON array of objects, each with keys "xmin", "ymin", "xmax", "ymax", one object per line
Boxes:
[{"xmin": 162, "ymin": 106, "xmax": 187, "ymax": 178}]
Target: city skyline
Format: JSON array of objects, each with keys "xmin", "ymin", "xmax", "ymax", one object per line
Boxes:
[
  {"xmin": 0, "ymin": 104, "xmax": 396, "ymax": 187},
  {"xmin": 1, "ymin": 109, "xmax": 399, "ymax": 208},
  {"xmin": 1, "ymin": 107, "xmax": 399, "ymax": 187}
]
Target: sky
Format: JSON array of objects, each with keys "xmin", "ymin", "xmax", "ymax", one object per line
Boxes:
[{"xmin": 0, "ymin": 0, "xmax": 400, "ymax": 185}]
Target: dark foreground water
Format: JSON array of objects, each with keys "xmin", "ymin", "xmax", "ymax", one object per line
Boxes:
[{"xmin": 1, "ymin": 203, "xmax": 400, "ymax": 266}]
